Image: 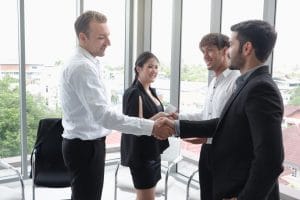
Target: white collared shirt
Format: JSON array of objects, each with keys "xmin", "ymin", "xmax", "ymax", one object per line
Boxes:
[
  {"xmin": 179, "ymin": 68, "xmax": 240, "ymax": 143},
  {"xmin": 59, "ymin": 47, "xmax": 153, "ymax": 140}
]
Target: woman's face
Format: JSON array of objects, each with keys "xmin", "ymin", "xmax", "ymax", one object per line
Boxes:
[{"xmin": 137, "ymin": 57, "xmax": 159, "ymax": 84}]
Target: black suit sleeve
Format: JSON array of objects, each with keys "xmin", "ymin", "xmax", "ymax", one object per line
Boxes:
[
  {"xmin": 238, "ymin": 81, "xmax": 284, "ymax": 199},
  {"xmin": 123, "ymin": 88, "xmax": 140, "ymax": 117},
  {"xmin": 179, "ymin": 118, "xmax": 219, "ymax": 138}
]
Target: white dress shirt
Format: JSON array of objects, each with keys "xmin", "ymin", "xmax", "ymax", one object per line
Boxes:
[
  {"xmin": 179, "ymin": 68, "xmax": 240, "ymax": 143},
  {"xmin": 59, "ymin": 47, "xmax": 153, "ymax": 140}
]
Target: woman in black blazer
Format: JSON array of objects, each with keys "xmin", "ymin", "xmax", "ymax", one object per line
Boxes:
[{"xmin": 121, "ymin": 51, "xmax": 169, "ymax": 200}]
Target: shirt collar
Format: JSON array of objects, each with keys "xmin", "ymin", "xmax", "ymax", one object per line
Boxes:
[
  {"xmin": 239, "ymin": 65, "xmax": 264, "ymax": 83},
  {"xmin": 77, "ymin": 46, "xmax": 100, "ymax": 66},
  {"xmin": 215, "ymin": 68, "xmax": 232, "ymax": 82},
  {"xmin": 221, "ymin": 68, "xmax": 232, "ymax": 78}
]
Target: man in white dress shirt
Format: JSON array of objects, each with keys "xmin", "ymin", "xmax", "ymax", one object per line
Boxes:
[
  {"xmin": 59, "ymin": 10, "xmax": 172, "ymax": 200},
  {"xmin": 171, "ymin": 33, "xmax": 240, "ymax": 200}
]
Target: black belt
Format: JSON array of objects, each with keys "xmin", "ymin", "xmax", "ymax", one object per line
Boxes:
[
  {"xmin": 95, "ymin": 137, "xmax": 106, "ymax": 141},
  {"xmin": 64, "ymin": 137, "xmax": 106, "ymax": 142}
]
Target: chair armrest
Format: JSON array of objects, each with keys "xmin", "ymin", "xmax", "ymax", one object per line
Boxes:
[
  {"xmin": 0, "ymin": 160, "xmax": 14, "ymax": 169},
  {"xmin": 165, "ymin": 155, "xmax": 182, "ymax": 175},
  {"xmin": 31, "ymin": 148, "xmax": 37, "ymax": 181},
  {"xmin": 114, "ymin": 161, "xmax": 121, "ymax": 184},
  {"xmin": 114, "ymin": 161, "xmax": 121, "ymax": 200},
  {"xmin": 186, "ymin": 169, "xmax": 198, "ymax": 200},
  {"xmin": 171, "ymin": 155, "xmax": 182, "ymax": 165},
  {"xmin": 0, "ymin": 160, "xmax": 25, "ymax": 200},
  {"xmin": 163, "ymin": 155, "xmax": 182, "ymax": 200}
]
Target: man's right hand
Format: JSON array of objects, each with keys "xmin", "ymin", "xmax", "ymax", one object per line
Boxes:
[{"xmin": 152, "ymin": 117, "xmax": 175, "ymax": 140}]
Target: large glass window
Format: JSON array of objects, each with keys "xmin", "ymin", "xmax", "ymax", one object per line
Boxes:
[
  {"xmin": 273, "ymin": 0, "xmax": 300, "ymax": 192},
  {"xmin": 24, "ymin": 0, "xmax": 76, "ymax": 155},
  {"xmin": 0, "ymin": 0, "xmax": 20, "ymax": 160},
  {"xmin": 84, "ymin": 0, "xmax": 126, "ymax": 147},
  {"xmin": 221, "ymin": 0, "xmax": 263, "ymax": 35},
  {"xmin": 178, "ymin": 0, "xmax": 211, "ymax": 176},
  {"xmin": 151, "ymin": 0, "xmax": 173, "ymax": 105}
]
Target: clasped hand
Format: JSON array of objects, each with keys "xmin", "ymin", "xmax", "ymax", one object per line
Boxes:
[{"xmin": 151, "ymin": 112, "xmax": 176, "ymax": 140}]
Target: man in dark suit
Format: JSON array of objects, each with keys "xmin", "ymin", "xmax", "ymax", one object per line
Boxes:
[{"xmin": 160, "ymin": 20, "xmax": 284, "ymax": 200}]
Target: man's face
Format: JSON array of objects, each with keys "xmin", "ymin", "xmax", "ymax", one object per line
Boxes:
[
  {"xmin": 201, "ymin": 45, "xmax": 225, "ymax": 71},
  {"xmin": 229, "ymin": 32, "xmax": 245, "ymax": 70},
  {"xmin": 80, "ymin": 20, "xmax": 111, "ymax": 57}
]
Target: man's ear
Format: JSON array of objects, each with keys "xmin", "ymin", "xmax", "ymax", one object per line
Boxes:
[
  {"xmin": 135, "ymin": 66, "xmax": 141, "ymax": 73},
  {"xmin": 79, "ymin": 32, "xmax": 87, "ymax": 43},
  {"xmin": 242, "ymin": 41, "xmax": 253, "ymax": 56},
  {"xmin": 222, "ymin": 47, "xmax": 229, "ymax": 56}
]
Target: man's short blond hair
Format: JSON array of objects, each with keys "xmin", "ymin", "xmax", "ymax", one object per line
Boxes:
[{"xmin": 74, "ymin": 10, "xmax": 107, "ymax": 38}]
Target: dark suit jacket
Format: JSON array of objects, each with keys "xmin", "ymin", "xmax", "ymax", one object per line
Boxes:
[
  {"xmin": 180, "ymin": 66, "xmax": 284, "ymax": 200},
  {"xmin": 121, "ymin": 81, "xmax": 169, "ymax": 166}
]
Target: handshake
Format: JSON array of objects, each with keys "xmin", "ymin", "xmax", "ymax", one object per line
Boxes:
[{"xmin": 151, "ymin": 110, "xmax": 178, "ymax": 140}]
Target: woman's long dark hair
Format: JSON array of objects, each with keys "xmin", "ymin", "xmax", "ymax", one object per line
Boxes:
[{"xmin": 131, "ymin": 51, "xmax": 159, "ymax": 86}]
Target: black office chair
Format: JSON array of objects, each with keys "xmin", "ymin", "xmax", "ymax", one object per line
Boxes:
[{"xmin": 30, "ymin": 118, "xmax": 71, "ymax": 200}]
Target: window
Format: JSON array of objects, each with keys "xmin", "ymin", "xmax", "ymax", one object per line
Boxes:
[
  {"xmin": 84, "ymin": 0, "xmax": 126, "ymax": 147},
  {"xmin": 178, "ymin": 0, "xmax": 211, "ymax": 175},
  {"xmin": 273, "ymin": 0, "xmax": 300, "ymax": 192},
  {"xmin": 221, "ymin": 0, "xmax": 263, "ymax": 35},
  {"xmin": 24, "ymin": 0, "xmax": 76, "ymax": 155},
  {"xmin": 0, "ymin": 0, "xmax": 20, "ymax": 159},
  {"xmin": 151, "ymin": 0, "xmax": 173, "ymax": 105}
]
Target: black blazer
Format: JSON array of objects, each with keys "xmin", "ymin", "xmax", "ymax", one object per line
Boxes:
[
  {"xmin": 121, "ymin": 81, "xmax": 169, "ymax": 166},
  {"xmin": 180, "ymin": 66, "xmax": 284, "ymax": 200}
]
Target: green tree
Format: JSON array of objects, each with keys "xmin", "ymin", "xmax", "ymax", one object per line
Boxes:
[
  {"xmin": 181, "ymin": 64, "xmax": 208, "ymax": 82},
  {"xmin": 289, "ymin": 86, "xmax": 300, "ymax": 106},
  {"xmin": 0, "ymin": 76, "xmax": 57, "ymax": 157}
]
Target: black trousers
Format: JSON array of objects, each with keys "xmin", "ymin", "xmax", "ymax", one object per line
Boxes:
[
  {"xmin": 62, "ymin": 137, "xmax": 106, "ymax": 200},
  {"xmin": 199, "ymin": 144, "xmax": 213, "ymax": 200}
]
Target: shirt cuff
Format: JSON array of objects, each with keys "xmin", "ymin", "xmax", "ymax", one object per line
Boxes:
[
  {"xmin": 206, "ymin": 137, "xmax": 213, "ymax": 144},
  {"xmin": 174, "ymin": 120, "xmax": 180, "ymax": 137}
]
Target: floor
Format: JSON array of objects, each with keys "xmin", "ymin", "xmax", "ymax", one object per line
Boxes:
[{"xmin": 1, "ymin": 164, "xmax": 200, "ymax": 200}]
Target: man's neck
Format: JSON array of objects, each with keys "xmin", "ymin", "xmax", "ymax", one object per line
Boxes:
[
  {"xmin": 240, "ymin": 62, "xmax": 263, "ymax": 75},
  {"xmin": 214, "ymin": 64, "xmax": 228, "ymax": 77},
  {"xmin": 240, "ymin": 56, "xmax": 263, "ymax": 75}
]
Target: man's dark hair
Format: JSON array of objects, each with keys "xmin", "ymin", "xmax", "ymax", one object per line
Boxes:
[
  {"xmin": 200, "ymin": 33, "xmax": 230, "ymax": 50},
  {"xmin": 231, "ymin": 20, "xmax": 277, "ymax": 62}
]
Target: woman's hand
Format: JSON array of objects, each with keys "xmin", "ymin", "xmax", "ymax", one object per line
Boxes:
[
  {"xmin": 183, "ymin": 138, "xmax": 207, "ymax": 144},
  {"xmin": 150, "ymin": 112, "xmax": 169, "ymax": 120}
]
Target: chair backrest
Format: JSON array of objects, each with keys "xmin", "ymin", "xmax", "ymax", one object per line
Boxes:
[
  {"xmin": 161, "ymin": 137, "xmax": 181, "ymax": 162},
  {"xmin": 31, "ymin": 118, "xmax": 70, "ymax": 187}
]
